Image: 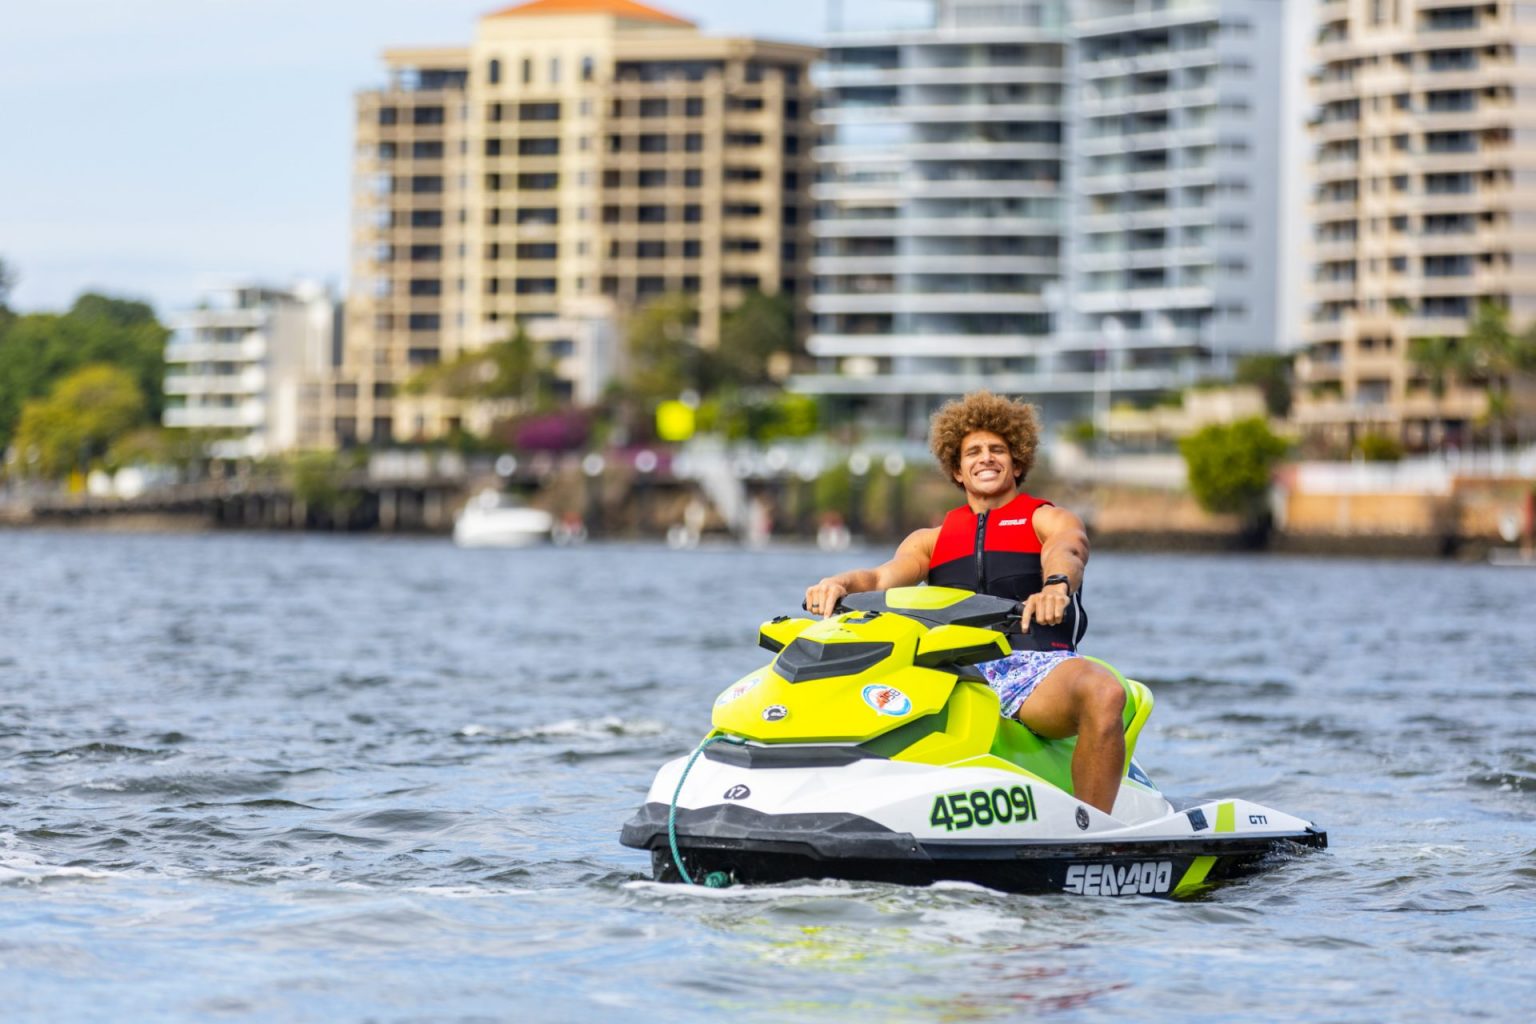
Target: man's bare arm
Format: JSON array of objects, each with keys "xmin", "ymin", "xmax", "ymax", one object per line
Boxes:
[
  {"xmin": 804, "ymin": 527, "xmax": 937, "ymax": 617},
  {"xmin": 1021, "ymin": 505, "xmax": 1090, "ymax": 629}
]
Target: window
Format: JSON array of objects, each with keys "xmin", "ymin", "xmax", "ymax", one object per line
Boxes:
[
  {"xmin": 518, "ymin": 137, "xmax": 560, "ymax": 156},
  {"xmin": 518, "ymin": 172, "xmax": 559, "ymax": 190},
  {"xmin": 516, "ymin": 242, "xmax": 558, "ymax": 260},
  {"xmin": 684, "ymin": 168, "xmax": 703, "ymax": 187},
  {"xmin": 639, "ymin": 134, "xmax": 668, "ymax": 153},
  {"xmin": 582, "ymin": 56, "xmax": 594, "ymax": 82},
  {"xmin": 516, "ymin": 207, "xmax": 559, "ymax": 225},
  {"xmin": 488, "ymin": 58, "xmax": 501, "ymax": 85},
  {"xmin": 638, "ymin": 204, "xmax": 667, "ymax": 223},
  {"xmin": 640, "ymin": 98, "xmax": 668, "ymax": 117},
  {"xmin": 409, "ymin": 279, "xmax": 441, "ymax": 296},
  {"xmin": 411, "ymin": 106, "xmax": 444, "ymax": 125},
  {"xmin": 685, "ymin": 97, "xmax": 704, "ymax": 117},
  {"xmin": 519, "ymin": 102, "xmax": 561, "ymax": 121},
  {"xmin": 1424, "ymin": 254, "xmax": 1471, "ymax": 277},
  {"xmin": 378, "ymin": 106, "xmax": 397, "ymax": 126},
  {"xmin": 515, "ymin": 278, "xmax": 558, "ymax": 295},
  {"xmin": 637, "ymin": 240, "xmax": 666, "ymax": 259},
  {"xmin": 408, "ymin": 313, "xmax": 441, "ymax": 331}
]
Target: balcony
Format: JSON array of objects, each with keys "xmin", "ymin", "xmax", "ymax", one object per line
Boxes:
[
  {"xmin": 812, "ymin": 215, "xmax": 1060, "ymax": 238},
  {"xmin": 815, "ymin": 141, "xmax": 1061, "ymax": 164},
  {"xmin": 163, "ymin": 405, "xmax": 264, "ymax": 429},
  {"xmin": 813, "ymin": 178, "xmax": 1060, "ymax": 202},
  {"xmin": 820, "ymin": 65, "xmax": 1065, "ymax": 89},
  {"xmin": 1072, "ymin": 284, "xmax": 1215, "ymax": 314},
  {"xmin": 1077, "ymin": 87, "xmax": 1218, "ymax": 119},
  {"xmin": 163, "ymin": 369, "xmax": 266, "ymax": 395},
  {"xmin": 811, "ymin": 254, "xmax": 1057, "ymax": 275},
  {"xmin": 815, "ymin": 102, "xmax": 1060, "ymax": 126},
  {"xmin": 810, "ymin": 292, "xmax": 1050, "ymax": 315},
  {"xmin": 164, "ymin": 337, "xmax": 266, "ymax": 363},
  {"xmin": 1075, "ymin": 125, "xmax": 1216, "ymax": 157}
]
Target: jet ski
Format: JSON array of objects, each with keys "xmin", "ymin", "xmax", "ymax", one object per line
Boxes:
[{"xmin": 620, "ymin": 586, "xmax": 1327, "ymax": 898}]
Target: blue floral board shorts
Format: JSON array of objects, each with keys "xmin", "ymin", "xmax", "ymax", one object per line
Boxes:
[{"xmin": 978, "ymin": 650, "xmax": 1080, "ymax": 719}]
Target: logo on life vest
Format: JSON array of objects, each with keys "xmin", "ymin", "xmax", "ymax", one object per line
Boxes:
[
  {"xmin": 861, "ymin": 684, "xmax": 912, "ymax": 716},
  {"xmin": 996, "ymin": 518, "xmax": 1031, "ymax": 527}
]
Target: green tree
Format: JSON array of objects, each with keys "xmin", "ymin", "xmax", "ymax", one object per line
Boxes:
[
  {"xmin": 1178, "ymin": 417, "xmax": 1289, "ymax": 540},
  {"xmin": 1235, "ymin": 353, "xmax": 1294, "ymax": 418},
  {"xmin": 1463, "ymin": 301, "xmax": 1536, "ymax": 444},
  {"xmin": 403, "ymin": 326, "xmax": 559, "ymax": 408},
  {"xmin": 625, "ymin": 293, "xmax": 705, "ymax": 403},
  {"xmin": 12, "ymin": 364, "xmax": 147, "ymax": 477},
  {"xmin": 0, "ymin": 292, "xmax": 168, "ymax": 448},
  {"xmin": 717, "ymin": 291, "xmax": 794, "ymax": 388},
  {"xmin": 1407, "ymin": 335, "xmax": 1465, "ymax": 449}
]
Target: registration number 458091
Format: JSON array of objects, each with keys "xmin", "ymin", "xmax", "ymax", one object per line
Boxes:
[{"xmin": 928, "ymin": 785, "xmax": 1036, "ymax": 832}]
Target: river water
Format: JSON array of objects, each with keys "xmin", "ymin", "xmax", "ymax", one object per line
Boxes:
[{"xmin": 2, "ymin": 529, "xmax": 1534, "ymax": 1022}]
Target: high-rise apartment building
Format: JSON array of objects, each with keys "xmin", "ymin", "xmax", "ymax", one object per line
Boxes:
[
  {"xmin": 802, "ymin": 0, "xmax": 1069, "ymax": 433},
  {"xmin": 163, "ymin": 282, "xmax": 339, "ymax": 458},
  {"xmin": 1295, "ymin": 0, "xmax": 1532, "ymax": 449},
  {"xmin": 802, "ymin": 0, "xmax": 1288, "ymax": 433},
  {"xmin": 342, "ymin": 0, "xmax": 817, "ymax": 445},
  {"xmin": 1067, "ymin": 0, "xmax": 1286, "ymax": 412}
]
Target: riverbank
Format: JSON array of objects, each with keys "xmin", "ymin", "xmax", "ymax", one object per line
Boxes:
[{"xmin": 5, "ymin": 446, "xmax": 1530, "ymax": 560}]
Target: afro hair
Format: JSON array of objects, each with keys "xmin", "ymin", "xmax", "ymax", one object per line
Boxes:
[{"xmin": 928, "ymin": 391, "xmax": 1041, "ymax": 489}]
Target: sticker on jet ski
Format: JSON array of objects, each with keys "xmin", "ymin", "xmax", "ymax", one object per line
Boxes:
[
  {"xmin": 714, "ymin": 675, "xmax": 761, "ymax": 706},
  {"xmin": 861, "ymin": 684, "xmax": 912, "ymax": 716},
  {"xmin": 1063, "ymin": 861, "xmax": 1173, "ymax": 896},
  {"xmin": 929, "ymin": 785, "xmax": 1037, "ymax": 831}
]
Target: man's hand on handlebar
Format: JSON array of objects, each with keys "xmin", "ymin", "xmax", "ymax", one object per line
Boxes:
[
  {"xmin": 804, "ymin": 579, "xmax": 849, "ymax": 619},
  {"xmin": 1020, "ymin": 587, "xmax": 1070, "ymax": 629}
]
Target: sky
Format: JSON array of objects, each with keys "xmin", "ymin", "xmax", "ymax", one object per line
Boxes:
[{"xmin": 0, "ymin": 0, "xmax": 838, "ymax": 317}]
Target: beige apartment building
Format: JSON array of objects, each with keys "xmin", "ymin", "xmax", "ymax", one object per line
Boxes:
[
  {"xmin": 335, "ymin": 0, "xmax": 817, "ymax": 445},
  {"xmin": 1295, "ymin": 0, "xmax": 1536, "ymax": 451}
]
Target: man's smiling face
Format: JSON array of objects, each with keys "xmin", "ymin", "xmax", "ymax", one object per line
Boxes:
[{"xmin": 953, "ymin": 429, "xmax": 1020, "ymax": 500}]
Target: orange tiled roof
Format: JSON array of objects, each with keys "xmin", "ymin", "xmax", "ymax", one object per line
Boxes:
[{"xmin": 484, "ymin": 0, "xmax": 694, "ymax": 27}]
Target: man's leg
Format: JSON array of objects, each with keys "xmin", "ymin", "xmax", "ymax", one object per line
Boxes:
[{"xmin": 1015, "ymin": 659, "xmax": 1126, "ymax": 814}]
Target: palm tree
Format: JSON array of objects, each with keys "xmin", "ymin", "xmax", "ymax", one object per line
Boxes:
[
  {"xmin": 1407, "ymin": 335, "xmax": 1464, "ymax": 451},
  {"xmin": 1463, "ymin": 301, "xmax": 1536, "ymax": 447}
]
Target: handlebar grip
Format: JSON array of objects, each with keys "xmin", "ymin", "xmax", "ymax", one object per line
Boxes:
[{"xmin": 801, "ymin": 599, "xmax": 848, "ymax": 615}]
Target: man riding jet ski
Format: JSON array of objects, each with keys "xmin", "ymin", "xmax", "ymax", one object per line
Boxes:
[
  {"xmin": 619, "ymin": 586, "xmax": 1327, "ymax": 896},
  {"xmin": 620, "ymin": 393, "xmax": 1326, "ymax": 895}
]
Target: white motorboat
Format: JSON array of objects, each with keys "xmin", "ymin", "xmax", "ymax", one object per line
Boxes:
[{"xmin": 452, "ymin": 489, "xmax": 554, "ymax": 548}]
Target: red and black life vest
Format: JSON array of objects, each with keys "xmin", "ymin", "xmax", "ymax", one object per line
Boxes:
[{"xmin": 927, "ymin": 492, "xmax": 1086, "ymax": 651}]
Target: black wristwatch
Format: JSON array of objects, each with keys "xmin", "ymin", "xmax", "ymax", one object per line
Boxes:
[{"xmin": 1041, "ymin": 574, "xmax": 1072, "ymax": 593}]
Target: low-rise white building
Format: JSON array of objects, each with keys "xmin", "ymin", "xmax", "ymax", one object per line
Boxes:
[{"xmin": 163, "ymin": 283, "xmax": 339, "ymax": 457}]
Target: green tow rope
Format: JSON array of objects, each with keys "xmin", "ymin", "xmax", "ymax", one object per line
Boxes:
[{"xmin": 667, "ymin": 733, "xmax": 744, "ymax": 887}]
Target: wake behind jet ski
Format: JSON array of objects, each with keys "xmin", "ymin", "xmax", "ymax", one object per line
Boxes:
[{"xmin": 620, "ymin": 587, "xmax": 1327, "ymax": 898}]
